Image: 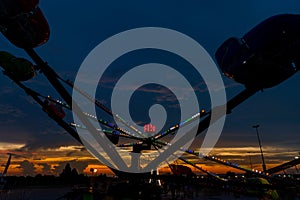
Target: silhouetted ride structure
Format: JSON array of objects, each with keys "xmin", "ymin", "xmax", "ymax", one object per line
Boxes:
[
  {"xmin": 266, "ymin": 157, "xmax": 300, "ymax": 175},
  {"xmin": 0, "ymin": 153, "xmax": 11, "ymax": 191},
  {"xmin": 0, "ymin": 1, "xmax": 299, "ymax": 198}
]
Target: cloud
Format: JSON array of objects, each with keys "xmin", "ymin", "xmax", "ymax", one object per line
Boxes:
[
  {"xmin": 19, "ymin": 160, "xmax": 36, "ymax": 176},
  {"xmin": 190, "ymin": 146, "xmax": 300, "ymax": 167},
  {"xmin": 0, "ymin": 142, "xmax": 25, "ymax": 151},
  {"xmin": 0, "ymin": 86, "xmax": 17, "ymax": 95},
  {"xmin": 38, "ymin": 163, "xmax": 51, "ymax": 175},
  {"xmin": 19, "ymin": 127, "xmax": 80, "ymax": 151},
  {"xmin": 0, "ymin": 104, "xmax": 25, "ymax": 118}
]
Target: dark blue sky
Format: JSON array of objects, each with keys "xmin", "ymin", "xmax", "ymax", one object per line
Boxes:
[{"xmin": 0, "ymin": 0, "xmax": 300, "ymax": 168}]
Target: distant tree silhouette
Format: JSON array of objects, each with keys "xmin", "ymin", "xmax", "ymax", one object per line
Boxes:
[
  {"xmin": 61, "ymin": 163, "xmax": 72, "ymax": 176},
  {"xmin": 59, "ymin": 163, "xmax": 82, "ymax": 184},
  {"xmin": 71, "ymin": 168, "xmax": 79, "ymax": 177},
  {"xmin": 60, "ymin": 163, "xmax": 73, "ymax": 184}
]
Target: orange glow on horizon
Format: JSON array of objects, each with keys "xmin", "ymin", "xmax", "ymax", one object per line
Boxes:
[
  {"xmin": 3, "ymin": 162, "xmax": 286, "ymax": 177},
  {"xmin": 0, "ymin": 144, "xmax": 298, "ymax": 176}
]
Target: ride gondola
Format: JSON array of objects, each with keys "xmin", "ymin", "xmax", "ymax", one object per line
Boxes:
[
  {"xmin": 0, "ymin": 51, "xmax": 35, "ymax": 81},
  {"xmin": 0, "ymin": 0, "xmax": 49, "ymax": 48},
  {"xmin": 215, "ymin": 14, "xmax": 300, "ymax": 89}
]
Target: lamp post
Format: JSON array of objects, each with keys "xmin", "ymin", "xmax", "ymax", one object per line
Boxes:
[{"xmin": 252, "ymin": 124, "xmax": 267, "ymax": 172}]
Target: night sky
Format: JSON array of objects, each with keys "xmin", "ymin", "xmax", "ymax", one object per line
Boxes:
[{"xmin": 0, "ymin": 0, "xmax": 300, "ymax": 176}]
